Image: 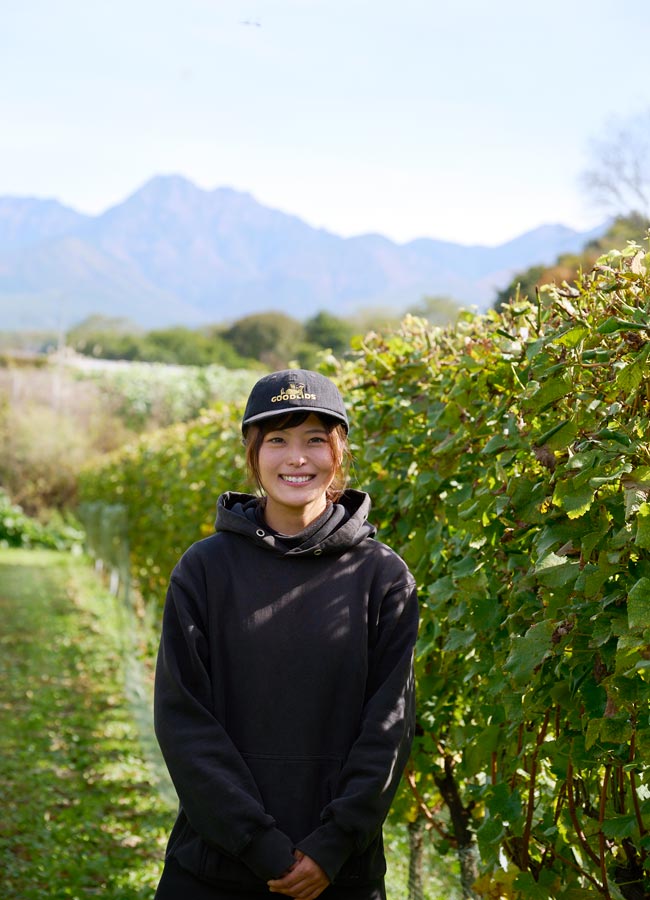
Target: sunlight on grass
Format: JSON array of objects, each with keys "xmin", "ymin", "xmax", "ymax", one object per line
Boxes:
[{"xmin": 0, "ymin": 548, "xmax": 172, "ymax": 900}]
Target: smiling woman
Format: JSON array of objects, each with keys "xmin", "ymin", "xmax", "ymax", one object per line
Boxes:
[
  {"xmin": 244, "ymin": 411, "xmax": 350, "ymax": 533},
  {"xmin": 254, "ymin": 414, "xmax": 339, "ymax": 533},
  {"xmin": 152, "ymin": 368, "xmax": 419, "ymax": 900}
]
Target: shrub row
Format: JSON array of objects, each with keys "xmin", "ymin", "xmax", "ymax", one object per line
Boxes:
[
  {"xmin": 78, "ymin": 405, "xmax": 247, "ymax": 606},
  {"xmin": 336, "ymin": 243, "xmax": 650, "ymax": 898},
  {"xmin": 80, "ymin": 243, "xmax": 650, "ymax": 898},
  {"xmin": 0, "ymin": 489, "xmax": 84, "ymax": 550}
]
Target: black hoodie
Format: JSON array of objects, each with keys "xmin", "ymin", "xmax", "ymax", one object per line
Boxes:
[{"xmin": 154, "ymin": 489, "xmax": 418, "ymax": 890}]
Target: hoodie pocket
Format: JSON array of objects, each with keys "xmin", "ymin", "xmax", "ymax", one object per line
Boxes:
[
  {"xmin": 172, "ymin": 827, "xmax": 263, "ymax": 888},
  {"xmin": 243, "ymin": 753, "xmax": 342, "ymax": 843},
  {"xmin": 198, "ymin": 842, "xmax": 265, "ymax": 888}
]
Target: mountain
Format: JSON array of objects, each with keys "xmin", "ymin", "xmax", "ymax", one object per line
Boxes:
[
  {"xmin": 0, "ymin": 175, "xmax": 607, "ymax": 330},
  {"xmin": 0, "ymin": 197, "xmax": 90, "ymax": 253}
]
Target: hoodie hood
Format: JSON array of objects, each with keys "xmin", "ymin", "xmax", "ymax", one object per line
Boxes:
[{"xmin": 215, "ymin": 489, "xmax": 376, "ymax": 557}]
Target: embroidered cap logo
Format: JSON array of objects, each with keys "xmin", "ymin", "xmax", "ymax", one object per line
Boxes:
[{"xmin": 271, "ymin": 382, "xmax": 317, "ymax": 403}]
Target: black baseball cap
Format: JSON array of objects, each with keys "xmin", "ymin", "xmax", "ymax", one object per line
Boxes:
[{"xmin": 242, "ymin": 369, "xmax": 349, "ymax": 433}]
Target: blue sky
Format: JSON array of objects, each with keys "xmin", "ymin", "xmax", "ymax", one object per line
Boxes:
[{"xmin": 2, "ymin": 0, "xmax": 650, "ymax": 245}]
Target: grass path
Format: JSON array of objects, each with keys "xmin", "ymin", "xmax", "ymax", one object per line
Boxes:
[
  {"xmin": 0, "ymin": 549, "xmax": 173, "ymax": 899},
  {"xmin": 0, "ymin": 547, "xmax": 458, "ymax": 900}
]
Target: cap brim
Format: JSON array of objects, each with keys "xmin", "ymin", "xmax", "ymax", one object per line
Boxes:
[{"xmin": 242, "ymin": 407, "xmax": 349, "ymax": 431}]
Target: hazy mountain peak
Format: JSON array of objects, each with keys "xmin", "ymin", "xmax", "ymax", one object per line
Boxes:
[
  {"xmin": 133, "ymin": 173, "xmax": 207, "ymax": 203},
  {"xmin": 0, "ymin": 175, "xmax": 609, "ymax": 330},
  {"xmin": 0, "ymin": 196, "xmax": 89, "ymax": 253}
]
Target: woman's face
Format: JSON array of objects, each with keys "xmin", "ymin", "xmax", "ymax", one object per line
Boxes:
[{"xmin": 256, "ymin": 413, "xmax": 336, "ymax": 528}]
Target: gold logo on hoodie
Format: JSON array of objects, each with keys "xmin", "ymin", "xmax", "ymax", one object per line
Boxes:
[{"xmin": 271, "ymin": 382, "xmax": 316, "ymax": 402}]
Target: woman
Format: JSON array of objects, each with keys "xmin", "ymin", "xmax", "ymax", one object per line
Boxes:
[{"xmin": 154, "ymin": 369, "xmax": 418, "ymax": 900}]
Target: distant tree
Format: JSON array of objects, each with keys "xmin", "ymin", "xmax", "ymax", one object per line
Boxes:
[
  {"xmin": 223, "ymin": 312, "xmax": 305, "ymax": 368},
  {"xmin": 583, "ymin": 211, "xmax": 650, "ymax": 253},
  {"xmin": 348, "ymin": 306, "xmax": 403, "ymax": 335},
  {"xmin": 581, "ymin": 109, "xmax": 650, "ymax": 221},
  {"xmin": 405, "ymin": 295, "xmax": 462, "ymax": 327},
  {"xmin": 67, "ymin": 315, "xmax": 143, "ymax": 359},
  {"xmin": 304, "ymin": 311, "xmax": 355, "ymax": 354},
  {"xmin": 67, "ymin": 317, "xmax": 253, "ymax": 368},
  {"xmin": 502, "ymin": 110, "xmax": 650, "ymax": 320},
  {"xmin": 67, "ymin": 315, "xmax": 139, "ymax": 340},
  {"xmin": 286, "ymin": 341, "xmax": 328, "ymax": 371},
  {"xmin": 68, "ymin": 330, "xmax": 148, "ymax": 361},
  {"xmin": 142, "ymin": 326, "xmax": 250, "ymax": 368}
]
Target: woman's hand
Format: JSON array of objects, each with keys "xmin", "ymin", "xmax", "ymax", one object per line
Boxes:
[{"xmin": 267, "ymin": 850, "xmax": 330, "ymax": 900}]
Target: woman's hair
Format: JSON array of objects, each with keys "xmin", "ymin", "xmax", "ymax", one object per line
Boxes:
[{"xmin": 243, "ymin": 411, "xmax": 351, "ymax": 502}]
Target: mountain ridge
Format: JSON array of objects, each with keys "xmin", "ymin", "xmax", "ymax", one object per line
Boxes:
[{"xmin": 0, "ymin": 174, "xmax": 607, "ymax": 330}]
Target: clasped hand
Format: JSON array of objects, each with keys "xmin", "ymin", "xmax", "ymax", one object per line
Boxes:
[{"xmin": 267, "ymin": 850, "xmax": 330, "ymax": 900}]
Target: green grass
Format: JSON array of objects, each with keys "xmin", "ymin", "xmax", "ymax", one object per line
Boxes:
[
  {"xmin": 0, "ymin": 548, "xmax": 459, "ymax": 899},
  {"xmin": 0, "ymin": 549, "xmax": 173, "ymax": 899}
]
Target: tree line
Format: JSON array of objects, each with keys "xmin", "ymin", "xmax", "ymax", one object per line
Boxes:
[
  {"xmin": 65, "ymin": 310, "xmax": 351, "ymax": 370},
  {"xmin": 65, "ymin": 298, "xmax": 463, "ymax": 370}
]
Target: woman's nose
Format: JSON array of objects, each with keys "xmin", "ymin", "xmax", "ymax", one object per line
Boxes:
[{"xmin": 287, "ymin": 450, "xmax": 306, "ymax": 466}]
